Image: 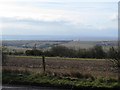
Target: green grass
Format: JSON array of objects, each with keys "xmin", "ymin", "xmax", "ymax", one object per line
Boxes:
[
  {"xmin": 61, "ymin": 57, "xmax": 104, "ymax": 61},
  {"xmin": 9, "ymin": 55, "xmax": 43, "ymax": 59},
  {"xmin": 2, "ymin": 70, "xmax": 120, "ymax": 89},
  {"xmin": 8, "ymin": 55, "xmax": 105, "ymax": 61}
]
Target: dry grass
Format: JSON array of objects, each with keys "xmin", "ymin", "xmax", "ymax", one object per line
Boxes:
[{"xmin": 3, "ymin": 56, "xmax": 118, "ymax": 79}]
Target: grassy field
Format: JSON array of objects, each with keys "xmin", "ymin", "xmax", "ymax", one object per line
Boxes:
[
  {"xmin": 2, "ymin": 55, "xmax": 120, "ymax": 89},
  {"xmin": 9, "ymin": 55, "xmax": 105, "ymax": 60},
  {"xmin": 3, "ymin": 55, "xmax": 118, "ymax": 79}
]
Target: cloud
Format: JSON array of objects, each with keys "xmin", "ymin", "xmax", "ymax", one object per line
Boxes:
[
  {"xmin": 1, "ymin": 0, "xmax": 119, "ymax": 3},
  {"xmin": 0, "ymin": 0, "xmax": 118, "ymax": 38},
  {"xmin": 1, "ymin": 17, "xmax": 117, "ymax": 37},
  {"xmin": 0, "ymin": 1, "xmax": 117, "ymax": 26},
  {"xmin": 110, "ymin": 13, "xmax": 118, "ymax": 21}
]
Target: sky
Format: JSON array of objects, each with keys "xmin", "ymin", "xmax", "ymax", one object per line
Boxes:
[{"xmin": 0, "ymin": 0, "xmax": 119, "ymax": 39}]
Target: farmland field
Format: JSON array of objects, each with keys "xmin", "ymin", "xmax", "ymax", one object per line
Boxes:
[{"xmin": 3, "ymin": 56, "xmax": 118, "ymax": 79}]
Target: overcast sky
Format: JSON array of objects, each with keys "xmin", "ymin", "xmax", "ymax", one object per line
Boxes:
[{"xmin": 0, "ymin": 0, "xmax": 119, "ymax": 38}]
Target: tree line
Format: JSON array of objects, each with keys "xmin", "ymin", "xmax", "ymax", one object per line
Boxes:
[{"xmin": 25, "ymin": 45, "xmax": 118, "ymax": 59}]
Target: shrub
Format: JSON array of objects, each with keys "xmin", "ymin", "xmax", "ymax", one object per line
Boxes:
[{"xmin": 25, "ymin": 50, "xmax": 43, "ymax": 56}]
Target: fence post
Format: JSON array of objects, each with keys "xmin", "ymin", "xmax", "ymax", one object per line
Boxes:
[{"xmin": 42, "ymin": 55, "xmax": 46, "ymax": 74}]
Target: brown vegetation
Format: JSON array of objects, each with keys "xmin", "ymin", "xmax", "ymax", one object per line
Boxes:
[{"xmin": 3, "ymin": 56, "xmax": 118, "ymax": 79}]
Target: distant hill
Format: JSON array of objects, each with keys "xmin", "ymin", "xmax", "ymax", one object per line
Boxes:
[{"xmin": 2, "ymin": 40, "xmax": 117, "ymax": 52}]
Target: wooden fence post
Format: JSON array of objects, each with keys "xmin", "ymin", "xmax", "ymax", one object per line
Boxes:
[{"xmin": 42, "ymin": 55, "xmax": 46, "ymax": 74}]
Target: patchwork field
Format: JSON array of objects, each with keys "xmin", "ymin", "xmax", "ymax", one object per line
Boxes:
[{"xmin": 2, "ymin": 40, "xmax": 117, "ymax": 52}]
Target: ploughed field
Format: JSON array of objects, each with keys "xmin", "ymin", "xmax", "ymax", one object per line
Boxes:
[{"xmin": 3, "ymin": 56, "xmax": 118, "ymax": 79}]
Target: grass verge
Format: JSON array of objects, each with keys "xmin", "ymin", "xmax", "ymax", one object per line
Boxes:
[{"xmin": 2, "ymin": 70, "xmax": 120, "ymax": 90}]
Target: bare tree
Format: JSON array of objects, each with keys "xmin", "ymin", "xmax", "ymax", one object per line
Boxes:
[
  {"xmin": 2, "ymin": 46, "xmax": 8, "ymax": 66},
  {"xmin": 108, "ymin": 46, "xmax": 120, "ymax": 81}
]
